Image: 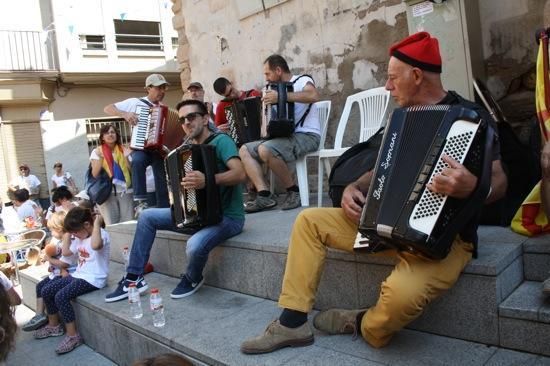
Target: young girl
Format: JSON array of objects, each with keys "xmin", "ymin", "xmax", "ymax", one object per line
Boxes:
[
  {"xmin": 33, "ymin": 206, "xmax": 110, "ymax": 355},
  {"xmin": 22, "ymin": 211, "xmax": 73, "ymax": 332}
]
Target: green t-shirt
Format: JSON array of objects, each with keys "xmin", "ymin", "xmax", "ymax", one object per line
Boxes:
[{"xmin": 209, "ymin": 133, "xmax": 244, "ymax": 220}]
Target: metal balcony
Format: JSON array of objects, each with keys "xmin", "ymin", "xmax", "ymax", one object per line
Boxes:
[{"xmin": 0, "ymin": 30, "xmax": 57, "ymax": 71}]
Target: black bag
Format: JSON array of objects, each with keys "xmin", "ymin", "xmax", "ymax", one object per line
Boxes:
[
  {"xmin": 479, "ymin": 118, "xmax": 541, "ymax": 225},
  {"xmin": 85, "ymin": 165, "xmax": 112, "ymax": 205},
  {"xmin": 328, "ymin": 127, "xmax": 385, "ymax": 207}
]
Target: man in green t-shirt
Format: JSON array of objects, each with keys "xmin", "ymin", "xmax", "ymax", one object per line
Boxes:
[{"xmin": 105, "ymin": 99, "xmax": 246, "ymax": 302}]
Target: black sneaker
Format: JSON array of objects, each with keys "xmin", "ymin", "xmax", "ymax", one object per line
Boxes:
[
  {"xmin": 170, "ymin": 275, "xmax": 204, "ymax": 299},
  {"xmin": 105, "ymin": 275, "xmax": 149, "ymax": 303}
]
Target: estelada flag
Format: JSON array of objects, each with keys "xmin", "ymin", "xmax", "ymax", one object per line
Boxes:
[{"xmin": 511, "ymin": 32, "xmax": 550, "ymax": 236}]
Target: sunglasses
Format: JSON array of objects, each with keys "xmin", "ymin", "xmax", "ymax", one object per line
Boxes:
[
  {"xmin": 54, "ymin": 165, "xmax": 62, "ymax": 168},
  {"xmin": 19, "ymin": 167, "xmax": 28, "ymax": 171},
  {"xmin": 179, "ymin": 112, "xmax": 205, "ymax": 124}
]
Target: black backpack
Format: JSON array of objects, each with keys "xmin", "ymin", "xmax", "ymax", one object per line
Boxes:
[
  {"xmin": 479, "ymin": 117, "xmax": 541, "ymax": 225},
  {"xmin": 328, "ymin": 127, "xmax": 385, "ymax": 207},
  {"xmin": 472, "ymin": 80, "xmax": 542, "ymax": 225}
]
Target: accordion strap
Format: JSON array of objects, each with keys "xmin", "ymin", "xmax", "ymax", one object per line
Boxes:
[{"xmin": 292, "ymin": 74, "xmax": 314, "ymax": 128}]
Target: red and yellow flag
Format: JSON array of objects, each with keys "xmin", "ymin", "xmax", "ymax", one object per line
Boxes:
[{"xmin": 511, "ymin": 33, "xmax": 550, "ymax": 236}]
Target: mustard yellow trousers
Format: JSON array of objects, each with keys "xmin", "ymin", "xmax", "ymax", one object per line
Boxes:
[{"xmin": 278, "ymin": 208, "xmax": 473, "ymax": 348}]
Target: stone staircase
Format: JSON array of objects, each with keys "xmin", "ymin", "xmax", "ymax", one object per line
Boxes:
[{"xmin": 19, "ymin": 205, "xmax": 550, "ymax": 365}]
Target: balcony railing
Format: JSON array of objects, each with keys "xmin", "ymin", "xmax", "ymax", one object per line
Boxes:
[{"xmin": 0, "ymin": 30, "xmax": 56, "ymax": 71}]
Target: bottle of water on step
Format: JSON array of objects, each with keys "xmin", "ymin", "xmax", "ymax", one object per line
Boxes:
[
  {"xmin": 150, "ymin": 288, "xmax": 165, "ymax": 327},
  {"xmin": 122, "ymin": 246, "xmax": 130, "ymax": 270},
  {"xmin": 128, "ymin": 283, "xmax": 143, "ymax": 319}
]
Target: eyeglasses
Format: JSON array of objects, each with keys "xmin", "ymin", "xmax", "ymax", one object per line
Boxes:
[
  {"xmin": 54, "ymin": 165, "xmax": 62, "ymax": 168},
  {"xmin": 19, "ymin": 168, "xmax": 28, "ymax": 171},
  {"xmin": 179, "ymin": 112, "xmax": 205, "ymax": 124}
]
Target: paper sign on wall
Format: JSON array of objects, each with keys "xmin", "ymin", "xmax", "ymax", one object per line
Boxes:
[{"xmin": 412, "ymin": 1, "xmax": 434, "ymax": 17}]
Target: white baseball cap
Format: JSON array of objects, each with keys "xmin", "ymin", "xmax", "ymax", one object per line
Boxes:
[{"xmin": 145, "ymin": 74, "xmax": 169, "ymax": 87}]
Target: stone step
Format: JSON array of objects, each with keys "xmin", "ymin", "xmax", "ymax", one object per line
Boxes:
[
  {"xmin": 498, "ymin": 281, "xmax": 550, "ymax": 356},
  {"xmin": 522, "ymin": 235, "xmax": 550, "ymax": 281},
  {"xmin": 104, "ymin": 212, "xmax": 528, "ymax": 346},
  {"xmin": 25, "ymin": 262, "xmax": 550, "ymax": 365}
]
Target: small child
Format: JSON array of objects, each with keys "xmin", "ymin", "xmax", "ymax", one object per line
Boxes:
[
  {"xmin": 22, "ymin": 211, "xmax": 74, "ymax": 332},
  {"xmin": 33, "ymin": 206, "xmax": 110, "ymax": 355}
]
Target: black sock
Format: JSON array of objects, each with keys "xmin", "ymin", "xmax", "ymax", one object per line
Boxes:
[
  {"xmin": 356, "ymin": 310, "xmax": 367, "ymax": 329},
  {"xmin": 126, "ymin": 273, "xmax": 139, "ymax": 281},
  {"xmin": 279, "ymin": 308, "xmax": 308, "ymax": 328},
  {"xmin": 258, "ymin": 190, "xmax": 271, "ymax": 197},
  {"xmin": 286, "ymin": 185, "xmax": 299, "ymax": 192}
]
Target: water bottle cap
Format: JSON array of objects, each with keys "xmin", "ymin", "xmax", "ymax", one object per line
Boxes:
[
  {"xmin": 151, "ymin": 288, "xmax": 159, "ymax": 293},
  {"xmin": 123, "ymin": 246, "xmax": 129, "ymax": 249},
  {"xmin": 128, "ymin": 282, "xmax": 136, "ymax": 287}
]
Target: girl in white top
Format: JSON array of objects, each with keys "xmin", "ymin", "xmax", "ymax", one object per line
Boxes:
[
  {"xmin": 51, "ymin": 162, "xmax": 78, "ymax": 194},
  {"xmin": 33, "ymin": 206, "xmax": 110, "ymax": 355},
  {"xmin": 0, "ymin": 271, "xmax": 21, "ymax": 306}
]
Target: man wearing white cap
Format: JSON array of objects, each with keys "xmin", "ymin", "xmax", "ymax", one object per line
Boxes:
[{"xmin": 103, "ymin": 74, "xmax": 171, "ymax": 217}]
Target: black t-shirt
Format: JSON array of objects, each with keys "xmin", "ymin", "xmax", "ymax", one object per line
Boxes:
[{"xmin": 437, "ymin": 91, "xmax": 501, "ymax": 253}]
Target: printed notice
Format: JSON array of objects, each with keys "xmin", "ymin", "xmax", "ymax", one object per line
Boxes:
[{"xmin": 412, "ymin": 1, "xmax": 434, "ymax": 17}]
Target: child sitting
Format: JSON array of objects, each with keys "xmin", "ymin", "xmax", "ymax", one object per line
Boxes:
[
  {"xmin": 22, "ymin": 211, "xmax": 75, "ymax": 332},
  {"xmin": 33, "ymin": 206, "xmax": 110, "ymax": 355}
]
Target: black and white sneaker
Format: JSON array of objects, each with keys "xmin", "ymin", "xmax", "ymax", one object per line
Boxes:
[
  {"xmin": 170, "ymin": 275, "xmax": 204, "ymax": 299},
  {"xmin": 105, "ymin": 275, "xmax": 149, "ymax": 303}
]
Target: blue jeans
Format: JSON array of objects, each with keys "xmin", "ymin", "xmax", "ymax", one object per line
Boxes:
[
  {"xmin": 130, "ymin": 150, "xmax": 169, "ymax": 207},
  {"xmin": 127, "ymin": 208, "xmax": 244, "ymax": 283}
]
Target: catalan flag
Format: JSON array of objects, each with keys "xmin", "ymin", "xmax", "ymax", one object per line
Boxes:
[{"xmin": 511, "ymin": 31, "xmax": 550, "ymax": 236}]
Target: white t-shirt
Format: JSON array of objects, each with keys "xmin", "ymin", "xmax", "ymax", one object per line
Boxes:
[
  {"xmin": 51, "ymin": 172, "xmax": 72, "ymax": 187},
  {"xmin": 15, "ymin": 200, "xmax": 39, "ymax": 221},
  {"xmin": 70, "ymin": 228, "xmax": 110, "ymax": 288},
  {"xmin": 114, "ymin": 96, "xmax": 159, "ymax": 114},
  {"xmin": 290, "ymin": 75, "xmax": 320, "ymax": 136},
  {"xmin": 0, "ymin": 271, "xmax": 13, "ymax": 290},
  {"xmin": 11, "ymin": 174, "xmax": 41, "ymax": 195}
]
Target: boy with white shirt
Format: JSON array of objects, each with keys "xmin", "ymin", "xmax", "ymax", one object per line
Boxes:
[{"xmin": 103, "ymin": 74, "xmax": 171, "ymax": 216}]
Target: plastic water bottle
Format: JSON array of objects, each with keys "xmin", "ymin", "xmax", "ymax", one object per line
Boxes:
[
  {"xmin": 122, "ymin": 246, "xmax": 129, "ymax": 270},
  {"xmin": 128, "ymin": 283, "xmax": 143, "ymax": 319},
  {"xmin": 149, "ymin": 288, "xmax": 165, "ymax": 327}
]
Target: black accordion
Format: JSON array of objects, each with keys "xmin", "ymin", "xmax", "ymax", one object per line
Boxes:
[
  {"xmin": 225, "ymin": 96, "xmax": 262, "ymax": 146},
  {"xmin": 264, "ymin": 82, "xmax": 295, "ymax": 138},
  {"xmin": 165, "ymin": 144, "xmax": 222, "ymax": 234},
  {"xmin": 354, "ymin": 105, "xmax": 494, "ymax": 259}
]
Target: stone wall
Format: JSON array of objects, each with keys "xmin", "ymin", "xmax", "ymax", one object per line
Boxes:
[{"xmin": 172, "ymin": 0, "xmax": 549, "ymax": 145}]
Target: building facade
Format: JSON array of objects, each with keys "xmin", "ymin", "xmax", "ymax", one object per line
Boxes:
[{"xmin": 0, "ymin": 0, "xmax": 182, "ymax": 202}]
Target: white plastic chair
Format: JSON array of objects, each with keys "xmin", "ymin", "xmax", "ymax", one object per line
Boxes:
[
  {"xmin": 269, "ymin": 100, "xmax": 331, "ymax": 207},
  {"xmin": 317, "ymin": 87, "xmax": 391, "ymax": 206}
]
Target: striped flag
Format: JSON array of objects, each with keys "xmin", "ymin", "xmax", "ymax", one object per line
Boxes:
[{"xmin": 511, "ymin": 32, "xmax": 550, "ymax": 236}]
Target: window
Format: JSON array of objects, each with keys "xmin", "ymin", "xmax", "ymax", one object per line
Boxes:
[
  {"xmin": 113, "ymin": 20, "xmax": 163, "ymax": 51},
  {"xmin": 235, "ymin": 0, "xmax": 288, "ymax": 19},
  {"xmin": 79, "ymin": 35, "xmax": 106, "ymax": 50}
]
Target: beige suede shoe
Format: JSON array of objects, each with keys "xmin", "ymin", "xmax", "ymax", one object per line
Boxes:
[
  {"xmin": 313, "ymin": 308, "xmax": 367, "ymax": 335},
  {"xmin": 240, "ymin": 320, "xmax": 314, "ymax": 354}
]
